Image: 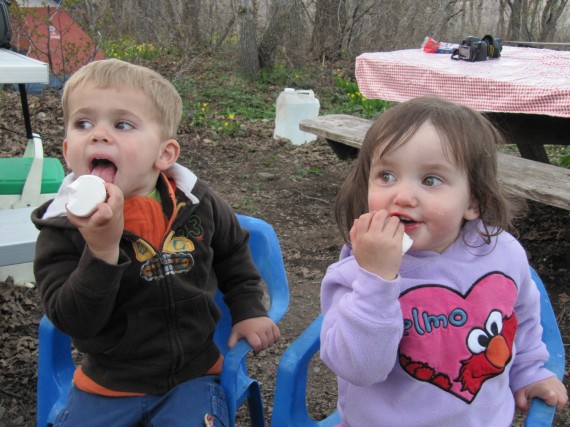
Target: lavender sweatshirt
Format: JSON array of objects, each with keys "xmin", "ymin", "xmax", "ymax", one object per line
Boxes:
[{"xmin": 320, "ymin": 221, "xmax": 554, "ymax": 427}]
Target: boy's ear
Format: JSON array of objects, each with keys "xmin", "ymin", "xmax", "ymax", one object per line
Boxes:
[
  {"xmin": 464, "ymin": 196, "xmax": 480, "ymax": 221},
  {"xmin": 155, "ymin": 139, "xmax": 180, "ymax": 171},
  {"xmin": 62, "ymin": 138, "xmax": 72, "ymax": 169}
]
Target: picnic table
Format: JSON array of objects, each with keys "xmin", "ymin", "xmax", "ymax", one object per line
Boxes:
[
  {"xmin": 355, "ymin": 46, "xmax": 570, "ymax": 164},
  {"xmin": 300, "ymin": 46, "xmax": 570, "ymax": 211}
]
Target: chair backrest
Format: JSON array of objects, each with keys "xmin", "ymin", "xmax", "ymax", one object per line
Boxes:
[
  {"xmin": 271, "ymin": 266, "xmax": 565, "ymax": 427},
  {"xmin": 37, "ymin": 214, "xmax": 289, "ymax": 427}
]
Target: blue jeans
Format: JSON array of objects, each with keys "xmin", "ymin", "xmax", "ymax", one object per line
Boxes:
[{"xmin": 53, "ymin": 375, "xmax": 228, "ymax": 427}]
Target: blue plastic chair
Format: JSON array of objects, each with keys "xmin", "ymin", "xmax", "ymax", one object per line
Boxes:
[
  {"xmin": 271, "ymin": 267, "xmax": 565, "ymax": 427},
  {"xmin": 36, "ymin": 214, "xmax": 289, "ymax": 427}
]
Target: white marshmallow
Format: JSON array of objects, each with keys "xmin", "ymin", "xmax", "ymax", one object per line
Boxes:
[
  {"xmin": 402, "ymin": 232, "xmax": 413, "ymax": 254},
  {"xmin": 67, "ymin": 175, "xmax": 107, "ymax": 217}
]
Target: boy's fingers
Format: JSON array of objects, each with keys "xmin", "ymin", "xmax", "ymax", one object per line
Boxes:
[
  {"xmin": 227, "ymin": 331, "xmax": 240, "ymax": 349},
  {"xmin": 272, "ymin": 324, "xmax": 281, "ymax": 342},
  {"xmin": 248, "ymin": 333, "xmax": 263, "ymax": 353}
]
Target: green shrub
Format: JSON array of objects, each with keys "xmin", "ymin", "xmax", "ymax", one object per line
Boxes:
[{"xmin": 100, "ymin": 38, "xmax": 163, "ymax": 62}]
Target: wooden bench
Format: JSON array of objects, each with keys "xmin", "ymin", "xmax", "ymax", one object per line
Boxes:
[
  {"xmin": 504, "ymin": 41, "xmax": 570, "ymax": 51},
  {"xmin": 300, "ymin": 114, "xmax": 570, "ymax": 211}
]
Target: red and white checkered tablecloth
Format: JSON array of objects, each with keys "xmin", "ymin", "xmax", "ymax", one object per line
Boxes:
[{"xmin": 355, "ymin": 46, "xmax": 570, "ymax": 118}]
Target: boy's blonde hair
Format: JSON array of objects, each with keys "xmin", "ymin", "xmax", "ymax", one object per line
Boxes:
[
  {"xmin": 62, "ymin": 59, "xmax": 182, "ymax": 139},
  {"xmin": 335, "ymin": 96, "xmax": 523, "ymax": 245}
]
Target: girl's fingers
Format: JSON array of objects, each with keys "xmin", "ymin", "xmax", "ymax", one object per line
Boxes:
[
  {"xmin": 357, "ymin": 212, "xmax": 374, "ymax": 231},
  {"xmin": 352, "ymin": 211, "xmax": 403, "ymax": 244},
  {"xmin": 369, "ymin": 211, "xmax": 399, "ymax": 235},
  {"xmin": 383, "ymin": 215, "xmax": 404, "ymax": 237}
]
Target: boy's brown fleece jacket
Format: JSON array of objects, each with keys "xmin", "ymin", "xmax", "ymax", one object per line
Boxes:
[{"xmin": 31, "ymin": 167, "xmax": 268, "ymax": 394}]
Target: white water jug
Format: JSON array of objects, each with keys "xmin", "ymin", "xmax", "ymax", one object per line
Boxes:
[{"xmin": 273, "ymin": 88, "xmax": 320, "ymax": 145}]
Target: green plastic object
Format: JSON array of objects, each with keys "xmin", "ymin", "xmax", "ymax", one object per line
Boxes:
[{"xmin": 0, "ymin": 157, "xmax": 64, "ymax": 195}]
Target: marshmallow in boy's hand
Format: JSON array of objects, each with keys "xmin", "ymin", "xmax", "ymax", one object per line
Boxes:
[
  {"xmin": 67, "ymin": 175, "xmax": 107, "ymax": 217},
  {"xmin": 402, "ymin": 232, "xmax": 413, "ymax": 254}
]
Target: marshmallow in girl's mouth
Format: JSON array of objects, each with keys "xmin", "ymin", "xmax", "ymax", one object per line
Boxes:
[
  {"xmin": 402, "ymin": 232, "xmax": 413, "ymax": 254},
  {"xmin": 67, "ymin": 175, "xmax": 107, "ymax": 217}
]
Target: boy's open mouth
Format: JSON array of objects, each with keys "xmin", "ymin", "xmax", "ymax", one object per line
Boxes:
[{"xmin": 90, "ymin": 158, "xmax": 117, "ymax": 183}]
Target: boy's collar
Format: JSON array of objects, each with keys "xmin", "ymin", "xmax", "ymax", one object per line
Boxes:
[
  {"xmin": 42, "ymin": 164, "xmax": 199, "ymax": 219},
  {"xmin": 164, "ymin": 163, "xmax": 199, "ymax": 204}
]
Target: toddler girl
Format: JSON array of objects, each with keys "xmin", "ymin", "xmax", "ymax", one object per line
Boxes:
[{"xmin": 320, "ymin": 96, "xmax": 567, "ymax": 426}]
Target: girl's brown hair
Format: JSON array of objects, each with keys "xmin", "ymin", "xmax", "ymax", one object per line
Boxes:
[{"xmin": 334, "ymin": 96, "xmax": 522, "ymax": 244}]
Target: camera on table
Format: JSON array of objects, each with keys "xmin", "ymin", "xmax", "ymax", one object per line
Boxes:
[
  {"xmin": 458, "ymin": 36, "xmax": 488, "ymax": 62},
  {"xmin": 451, "ymin": 34, "xmax": 502, "ymax": 62},
  {"xmin": 482, "ymin": 34, "xmax": 502, "ymax": 58}
]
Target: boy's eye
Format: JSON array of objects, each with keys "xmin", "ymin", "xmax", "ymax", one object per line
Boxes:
[
  {"xmin": 77, "ymin": 120, "xmax": 93, "ymax": 129},
  {"xmin": 381, "ymin": 172, "xmax": 396, "ymax": 183},
  {"xmin": 116, "ymin": 121, "xmax": 134, "ymax": 130},
  {"xmin": 423, "ymin": 176, "xmax": 442, "ymax": 186}
]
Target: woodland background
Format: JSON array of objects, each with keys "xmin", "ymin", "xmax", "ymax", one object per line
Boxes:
[
  {"xmin": 1, "ymin": 0, "xmax": 569, "ymax": 426},
  {"xmin": 8, "ymin": 0, "xmax": 570, "ymax": 83}
]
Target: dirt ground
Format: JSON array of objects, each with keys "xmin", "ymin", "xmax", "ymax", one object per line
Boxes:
[{"xmin": 0, "ymin": 88, "xmax": 568, "ymax": 426}]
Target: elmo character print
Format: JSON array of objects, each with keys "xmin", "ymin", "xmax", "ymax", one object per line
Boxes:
[{"xmin": 398, "ymin": 272, "xmax": 518, "ymax": 403}]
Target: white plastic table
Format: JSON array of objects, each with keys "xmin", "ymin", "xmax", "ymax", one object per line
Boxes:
[
  {"xmin": 0, "ymin": 49, "xmax": 49, "ymax": 282},
  {"xmin": 0, "ymin": 47, "xmax": 49, "ymax": 84}
]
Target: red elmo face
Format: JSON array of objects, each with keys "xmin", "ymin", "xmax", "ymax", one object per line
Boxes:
[{"xmin": 456, "ymin": 311, "xmax": 517, "ymax": 394}]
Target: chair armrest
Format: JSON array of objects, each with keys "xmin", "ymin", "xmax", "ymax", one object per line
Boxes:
[
  {"xmin": 221, "ymin": 339, "xmax": 254, "ymax": 408},
  {"xmin": 523, "ymin": 268, "xmax": 566, "ymax": 427},
  {"xmin": 525, "ymin": 399, "xmax": 557, "ymax": 427},
  {"xmin": 272, "ymin": 314, "xmax": 340, "ymax": 427}
]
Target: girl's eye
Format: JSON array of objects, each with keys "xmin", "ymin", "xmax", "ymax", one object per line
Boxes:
[
  {"xmin": 381, "ymin": 172, "xmax": 396, "ymax": 183},
  {"xmin": 76, "ymin": 120, "xmax": 93, "ymax": 130},
  {"xmin": 423, "ymin": 176, "xmax": 442, "ymax": 186},
  {"xmin": 116, "ymin": 121, "xmax": 134, "ymax": 130}
]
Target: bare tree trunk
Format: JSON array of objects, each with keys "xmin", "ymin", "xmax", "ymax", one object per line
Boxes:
[
  {"xmin": 215, "ymin": 15, "xmax": 236, "ymax": 49},
  {"xmin": 184, "ymin": 0, "xmax": 204, "ymax": 46},
  {"xmin": 311, "ymin": 0, "xmax": 347, "ymax": 61},
  {"xmin": 285, "ymin": 0, "xmax": 305, "ymax": 69},
  {"xmin": 504, "ymin": 0, "xmax": 568, "ymax": 41},
  {"xmin": 540, "ymin": 0, "xmax": 569, "ymax": 40},
  {"xmin": 497, "ymin": 0, "xmax": 508, "ymax": 36},
  {"xmin": 71, "ymin": 0, "xmax": 110, "ymax": 36},
  {"xmin": 236, "ymin": 0, "xmax": 260, "ymax": 79},
  {"xmin": 343, "ymin": 2, "xmax": 376, "ymax": 53},
  {"xmin": 258, "ymin": 0, "xmax": 303, "ymax": 70},
  {"xmin": 505, "ymin": 0, "xmax": 525, "ymax": 40}
]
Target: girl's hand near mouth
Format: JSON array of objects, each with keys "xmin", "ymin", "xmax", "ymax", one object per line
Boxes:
[{"xmin": 350, "ymin": 210, "xmax": 406, "ymax": 280}]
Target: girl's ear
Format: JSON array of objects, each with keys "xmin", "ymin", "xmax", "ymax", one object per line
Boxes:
[
  {"xmin": 464, "ymin": 196, "xmax": 481, "ymax": 221},
  {"xmin": 155, "ymin": 139, "xmax": 180, "ymax": 171}
]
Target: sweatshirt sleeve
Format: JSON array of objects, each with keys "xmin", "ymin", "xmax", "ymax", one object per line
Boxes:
[
  {"xmin": 34, "ymin": 226, "xmax": 130, "ymax": 338},
  {"xmin": 509, "ymin": 265, "xmax": 555, "ymax": 392},
  {"xmin": 208, "ymin": 191, "xmax": 267, "ymax": 324},
  {"xmin": 320, "ymin": 256, "xmax": 404, "ymax": 386}
]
